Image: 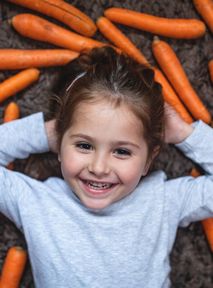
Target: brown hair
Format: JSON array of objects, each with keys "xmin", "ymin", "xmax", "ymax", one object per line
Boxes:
[{"xmin": 54, "ymin": 46, "xmax": 164, "ymax": 159}]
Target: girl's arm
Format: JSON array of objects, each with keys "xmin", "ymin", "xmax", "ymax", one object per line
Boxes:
[
  {"xmin": 44, "ymin": 119, "xmax": 58, "ymax": 153},
  {"xmin": 164, "ymin": 103, "xmax": 213, "ymax": 174},
  {"xmin": 164, "ymin": 104, "xmax": 213, "ymax": 224},
  {"xmin": 0, "ymin": 112, "xmax": 49, "ymax": 166},
  {"xmin": 0, "ymin": 112, "xmax": 55, "ymax": 227},
  {"xmin": 175, "ymin": 120, "xmax": 213, "ymax": 175}
]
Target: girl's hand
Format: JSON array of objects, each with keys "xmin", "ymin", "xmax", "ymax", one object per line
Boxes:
[
  {"xmin": 45, "ymin": 119, "xmax": 58, "ymax": 153},
  {"xmin": 164, "ymin": 103, "xmax": 194, "ymax": 144}
]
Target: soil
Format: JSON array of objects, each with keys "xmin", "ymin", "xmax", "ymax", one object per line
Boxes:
[{"xmin": 0, "ymin": 0, "xmax": 212, "ymax": 287}]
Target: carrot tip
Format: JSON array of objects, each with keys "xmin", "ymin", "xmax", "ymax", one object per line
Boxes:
[
  {"xmin": 14, "ymin": 246, "xmax": 25, "ymax": 251},
  {"xmin": 153, "ymin": 35, "xmax": 160, "ymax": 41}
]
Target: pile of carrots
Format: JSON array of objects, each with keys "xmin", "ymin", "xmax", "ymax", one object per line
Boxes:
[
  {"xmin": 0, "ymin": 0, "xmax": 212, "ymax": 285},
  {"xmin": 0, "ymin": 0, "xmax": 212, "ymax": 125}
]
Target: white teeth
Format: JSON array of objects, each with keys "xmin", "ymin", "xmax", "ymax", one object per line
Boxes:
[{"xmin": 87, "ymin": 181, "xmax": 112, "ymax": 190}]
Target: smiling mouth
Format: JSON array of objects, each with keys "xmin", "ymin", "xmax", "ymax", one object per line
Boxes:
[
  {"xmin": 79, "ymin": 179, "xmax": 118, "ymax": 197},
  {"xmin": 84, "ymin": 180, "xmax": 114, "ymax": 190}
]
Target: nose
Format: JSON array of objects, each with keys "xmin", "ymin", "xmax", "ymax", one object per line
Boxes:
[{"xmin": 88, "ymin": 151, "xmax": 110, "ymax": 177}]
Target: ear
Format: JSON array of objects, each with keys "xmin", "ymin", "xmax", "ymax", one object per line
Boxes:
[{"xmin": 142, "ymin": 146, "xmax": 160, "ymax": 176}]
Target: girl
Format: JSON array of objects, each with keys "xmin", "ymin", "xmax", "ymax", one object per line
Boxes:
[{"xmin": 0, "ymin": 47, "xmax": 212, "ymax": 288}]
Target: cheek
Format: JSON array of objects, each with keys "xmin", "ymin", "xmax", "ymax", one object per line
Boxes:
[
  {"xmin": 60, "ymin": 150, "xmax": 86, "ymax": 178},
  {"xmin": 117, "ymin": 162, "xmax": 145, "ymax": 185}
]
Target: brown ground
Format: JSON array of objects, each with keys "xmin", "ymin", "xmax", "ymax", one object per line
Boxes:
[{"xmin": 0, "ymin": 0, "xmax": 213, "ymax": 287}]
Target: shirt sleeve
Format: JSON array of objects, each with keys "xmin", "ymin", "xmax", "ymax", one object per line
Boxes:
[
  {"xmin": 0, "ymin": 112, "xmax": 49, "ymax": 166},
  {"xmin": 166, "ymin": 120, "xmax": 213, "ymax": 227},
  {"xmin": 175, "ymin": 120, "xmax": 213, "ymax": 176},
  {"xmin": 0, "ymin": 112, "xmax": 50, "ymax": 227}
]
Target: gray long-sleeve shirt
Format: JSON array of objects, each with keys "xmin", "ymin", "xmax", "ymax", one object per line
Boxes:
[{"xmin": 0, "ymin": 113, "xmax": 213, "ymax": 288}]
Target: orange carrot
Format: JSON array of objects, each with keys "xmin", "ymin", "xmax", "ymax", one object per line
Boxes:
[
  {"xmin": 193, "ymin": 0, "xmax": 213, "ymax": 33},
  {"xmin": 0, "ymin": 49, "xmax": 79, "ymax": 70},
  {"xmin": 3, "ymin": 102, "xmax": 20, "ymax": 170},
  {"xmin": 3, "ymin": 102, "xmax": 20, "ymax": 123},
  {"xmin": 154, "ymin": 68, "xmax": 193, "ymax": 124},
  {"xmin": 190, "ymin": 168, "xmax": 213, "ymax": 252},
  {"xmin": 0, "ymin": 68, "xmax": 39, "ymax": 103},
  {"xmin": 202, "ymin": 218, "xmax": 213, "ymax": 251},
  {"xmin": 8, "ymin": 0, "xmax": 97, "ymax": 37},
  {"xmin": 152, "ymin": 37, "xmax": 211, "ymax": 124},
  {"xmin": 104, "ymin": 7, "xmax": 206, "ymax": 39},
  {"xmin": 0, "ymin": 246, "xmax": 27, "ymax": 288},
  {"xmin": 190, "ymin": 167, "xmax": 201, "ymax": 178},
  {"xmin": 208, "ymin": 59, "xmax": 213, "ymax": 82},
  {"xmin": 11, "ymin": 14, "xmax": 106, "ymax": 53},
  {"xmin": 96, "ymin": 16, "xmax": 149, "ymax": 66}
]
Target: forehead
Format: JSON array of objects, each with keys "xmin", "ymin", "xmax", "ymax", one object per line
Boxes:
[{"xmin": 69, "ymin": 100, "xmax": 144, "ymax": 140}]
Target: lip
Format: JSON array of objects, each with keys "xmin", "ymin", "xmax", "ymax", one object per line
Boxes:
[{"xmin": 79, "ymin": 178, "xmax": 118, "ymax": 198}]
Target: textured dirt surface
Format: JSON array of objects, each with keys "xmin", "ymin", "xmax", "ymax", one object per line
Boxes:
[{"xmin": 0, "ymin": 0, "xmax": 213, "ymax": 287}]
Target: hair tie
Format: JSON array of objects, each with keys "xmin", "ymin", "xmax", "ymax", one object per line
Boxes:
[{"xmin": 66, "ymin": 71, "xmax": 87, "ymax": 92}]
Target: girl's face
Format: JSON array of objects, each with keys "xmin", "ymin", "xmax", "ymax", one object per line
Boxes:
[{"xmin": 59, "ymin": 100, "xmax": 152, "ymax": 210}]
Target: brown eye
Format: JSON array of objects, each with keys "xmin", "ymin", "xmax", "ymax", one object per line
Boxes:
[
  {"xmin": 76, "ymin": 142, "xmax": 92, "ymax": 150},
  {"xmin": 114, "ymin": 148, "xmax": 131, "ymax": 157}
]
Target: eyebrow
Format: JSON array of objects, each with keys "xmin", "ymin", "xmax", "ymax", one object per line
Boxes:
[{"xmin": 70, "ymin": 133, "xmax": 141, "ymax": 149}]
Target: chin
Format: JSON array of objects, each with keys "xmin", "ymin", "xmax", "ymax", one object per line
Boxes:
[{"xmin": 82, "ymin": 198, "xmax": 112, "ymax": 211}]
